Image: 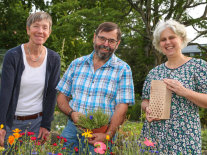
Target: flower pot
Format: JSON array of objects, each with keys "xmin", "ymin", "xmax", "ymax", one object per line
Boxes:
[{"xmin": 92, "ymin": 125, "xmax": 108, "ymax": 133}]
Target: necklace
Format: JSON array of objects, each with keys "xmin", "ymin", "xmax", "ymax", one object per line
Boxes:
[{"xmin": 27, "ymin": 45, "xmax": 43, "ymax": 62}]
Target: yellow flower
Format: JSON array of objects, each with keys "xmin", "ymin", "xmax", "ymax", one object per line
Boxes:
[
  {"xmin": 12, "ymin": 128, "xmax": 22, "ymax": 133},
  {"xmin": 82, "ymin": 129, "xmax": 93, "ymax": 138},
  {"xmin": 13, "ymin": 133, "xmax": 21, "ymax": 139},
  {"xmin": 0, "ymin": 124, "xmax": 4, "ymax": 129},
  {"xmin": 8, "ymin": 135, "xmax": 15, "ymax": 145},
  {"xmin": 106, "ymin": 135, "xmax": 110, "ymax": 140},
  {"xmin": 0, "ymin": 146, "xmax": 5, "ymax": 152}
]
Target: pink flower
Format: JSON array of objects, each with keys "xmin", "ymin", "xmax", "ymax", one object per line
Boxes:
[
  {"xmin": 74, "ymin": 147, "xmax": 78, "ymax": 152},
  {"xmin": 63, "ymin": 138, "xmax": 67, "ymax": 142},
  {"xmin": 94, "ymin": 142, "xmax": 106, "ymax": 154},
  {"xmin": 53, "ymin": 143, "xmax": 57, "ymax": 146},
  {"xmin": 35, "ymin": 141, "xmax": 41, "ymax": 145},
  {"xmin": 20, "ymin": 132, "xmax": 25, "ymax": 136},
  {"xmin": 144, "ymin": 138, "xmax": 156, "ymax": 147},
  {"xmin": 30, "ymin": 137, "xmax": 36, "ymax": 141},
  {"xmin": 27, "ymin": 132, "xmax": 35, "ymax": 136}
]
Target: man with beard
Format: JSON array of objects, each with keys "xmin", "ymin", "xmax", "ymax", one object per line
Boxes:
[{"xmin": 56, "ymin": 22, "xmax": 134, "ymax": 154}]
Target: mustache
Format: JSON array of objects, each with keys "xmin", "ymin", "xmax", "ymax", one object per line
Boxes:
[{"xmin": 99, "ymin": 45, "xmax": 112, "ymax": 51}]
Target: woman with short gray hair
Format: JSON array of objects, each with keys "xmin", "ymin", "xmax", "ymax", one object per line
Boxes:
[{"xmin": 0, "ymin": 12, "xmax": 60, "ymax": 147}]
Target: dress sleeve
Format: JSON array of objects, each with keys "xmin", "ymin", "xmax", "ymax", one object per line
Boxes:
[
  {"xmin": 194, "ymin": 59, "xmax": 207, "ymax": 94},
  {"xmin": 141, "ymin": 70, "xmax": 154, "ymax": 100}
]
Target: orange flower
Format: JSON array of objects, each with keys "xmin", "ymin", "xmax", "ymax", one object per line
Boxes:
[
  {"xmin": 8, "ymin": 135, "xmax": 15, "ymax": 145},
  {"xmin": 106, "ymin": 135, "xmax": 110, "ymax": 141},
  {"xmin": 13, "ymin": 133, "xmax": 22, "ymax": 139},
  {"xmin": 12, "ymin": 128, "xmax": 22, "ymax": 133}
]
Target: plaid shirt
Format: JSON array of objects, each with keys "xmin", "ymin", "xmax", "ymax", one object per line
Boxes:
[{"xmin": 56, "ymin": 51, "xmax": 135, "ymax": 117}]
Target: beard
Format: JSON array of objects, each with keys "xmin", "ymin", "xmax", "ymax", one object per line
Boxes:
[{"xmin": 94, "ymin": 43, "xmax": 115, "ymax": 60}]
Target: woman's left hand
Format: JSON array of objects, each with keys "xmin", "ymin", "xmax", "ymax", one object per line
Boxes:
[
  {"xmin": 38, "ymin": 127, "xmax": 50, "ymax": 143},
  {"xmin": 163, "ymin": 79, "xmax": 187, "ymax": 97}
]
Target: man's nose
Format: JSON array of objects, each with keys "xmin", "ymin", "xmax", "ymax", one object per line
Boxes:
[{"xmin": 103, "ymin": 39, "xmax": 110, "ymax": 46}]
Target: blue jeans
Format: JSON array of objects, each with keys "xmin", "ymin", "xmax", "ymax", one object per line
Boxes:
[{"xmin": 61, "ymin": 119, "xmax": 96, "ymax": 155}]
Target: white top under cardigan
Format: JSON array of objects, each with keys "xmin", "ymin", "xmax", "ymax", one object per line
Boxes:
[{"xmin": 15, "ymin": 44, "xmax": 47, "ymax": 116}]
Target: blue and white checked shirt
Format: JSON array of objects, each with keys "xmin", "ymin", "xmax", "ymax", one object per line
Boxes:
[{"xmin": 56, "ymin": 51, "xmax": 135, "ymax": 117}]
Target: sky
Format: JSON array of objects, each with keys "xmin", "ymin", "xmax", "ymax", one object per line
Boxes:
[{"xmin": 186, "ymin": 4, "xmax": 206, "ymax": 44}]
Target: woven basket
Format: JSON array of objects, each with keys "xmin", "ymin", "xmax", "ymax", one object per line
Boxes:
[{"xmin": 148, "ymin": 80, "xmax": 172, "ymax": 119}]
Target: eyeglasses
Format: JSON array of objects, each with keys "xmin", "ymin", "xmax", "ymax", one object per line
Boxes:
[{"xmin": 97, "ymin": 36, "xmax": 118, "ymax": 46}]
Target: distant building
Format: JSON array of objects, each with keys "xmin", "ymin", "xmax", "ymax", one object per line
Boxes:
[{"xmin": 182, "ymin": 44, "xmax": 206, "ymax": 56}]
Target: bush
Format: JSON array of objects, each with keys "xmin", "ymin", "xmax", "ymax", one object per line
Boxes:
[
  {"xmin": 127, "ymin": 93, "xmax": 142, "ymax": 121},
  {"xmin": 202, "ymin": 128, "xmax": 207, "ymax": 150},
  {"xmin": 200, "ymin": 108, "xmax": 207, "ymax": 128}
]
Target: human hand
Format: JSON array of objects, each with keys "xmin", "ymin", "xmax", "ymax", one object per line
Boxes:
[
  {"xmin": 145, "ymin": 107, "xmax": 160, "ymax": 122},
  {"xmin": 37, "ymin": 127, "xmax": 50, "ymax": 143},
  {"xmin": 0, "ymin": 129, "xmax": 6, "ymax": 146},
  {"xmin": 163, "ymin": 79, "xmax": 187, "ymax": 97},
  {"xmin": 71, "ymin": 112, "xmax": 84, "ymax": 123},
  {"xmin": 88, "ymin": 133, "xmax": 106, "ymax": 145}
]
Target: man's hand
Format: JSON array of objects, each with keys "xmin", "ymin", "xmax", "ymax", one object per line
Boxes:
[
  {"xmin": 71, "ymin": 112, "xmax": 84, "ymax": 123},
  {"xmin": 37, "ymin": 127, "xmax": 50, "ymax": 143},
  {"xmin": 88, "ymin": 133, "xmax": 106, "ymax": 145},
  {"xmin": 0, "ymin": 129, "xmax": 6, "ymax": 146}
]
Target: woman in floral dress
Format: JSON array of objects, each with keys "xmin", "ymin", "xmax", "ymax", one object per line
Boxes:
[{"xmin": 141, "ymin": 20, "xmax": 207, "ymax": 155}]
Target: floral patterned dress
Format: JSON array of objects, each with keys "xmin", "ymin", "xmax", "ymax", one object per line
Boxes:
[{"xmin": 141, "ymin": 58, "xmax": 207, "ymax": 155}]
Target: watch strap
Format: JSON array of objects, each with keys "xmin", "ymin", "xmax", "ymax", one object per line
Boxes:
[{"xmin": 68, "ymin": 110, "xmax": 75, "ymax": 118}]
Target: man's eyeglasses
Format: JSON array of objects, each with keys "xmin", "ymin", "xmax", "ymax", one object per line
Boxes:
[{"xmin": 97, "ymin": 36, "xmax": 118, "ymax": 46}]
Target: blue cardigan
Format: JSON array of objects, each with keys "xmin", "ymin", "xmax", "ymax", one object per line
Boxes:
[{"xmin": 0, "ymin": 45, "xmax": 61, "ymax": 131}]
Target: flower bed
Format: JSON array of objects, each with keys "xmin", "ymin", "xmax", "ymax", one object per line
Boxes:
[{"xmin": 1, "ymin": 118, "xmax": 207, "ymax": 154}]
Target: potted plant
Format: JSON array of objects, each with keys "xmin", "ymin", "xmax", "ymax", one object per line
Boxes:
[{"xmin": 76, "ymin": 108, "xmax": 110, "ymax": 133}]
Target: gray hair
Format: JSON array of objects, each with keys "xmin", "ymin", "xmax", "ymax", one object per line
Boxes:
[
  {"xmin": 26, "ymin": 12, "xmax": 52, "ymax": 30},
  {"xmin": 153, "ymin": 19, "xmax": 190, "ymax": 52}
]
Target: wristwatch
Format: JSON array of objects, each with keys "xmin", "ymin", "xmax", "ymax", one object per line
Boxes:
[{"xmin": 68, "ymin": 110, "xmax": 75, "ymax": 119}]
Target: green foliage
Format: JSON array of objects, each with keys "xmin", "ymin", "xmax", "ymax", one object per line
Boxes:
[
  {"xmin": 202, "ymin": 128, "xmax": 207, "ymax": 150},
  {"xmin": 127, "ymin": 101, "xmax": 141, "ymax": 121},
  {"xmin": 0, "ymin": 0, "xmax": 49, "ymax": 49},
  {"xmin": 76, "ymin": 108, "xmax": 110, "ymax": 130},
  {"xmin": 51, "ymin": 111, "xmax": 68, "ymax": 134},
  {"xmin": 114, "ymin": 121, "xmax": 159, "ymax": 154},
  {"xmin": 200, "ymin": 108, "xmax": 207, "ymax": 128},
  {"xmin": 0, "ymin": 1, "xmax": 29, "ymax": 49},
  {"xmin": 120, "ymin": 120, "xmax": 143, "ymax": 136}
]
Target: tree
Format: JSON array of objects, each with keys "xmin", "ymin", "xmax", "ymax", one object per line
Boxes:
[
  {"xmin": 0, "ymin": 0, "xmax": 49, "ymax": 49},
  {"xmin": 126, "ymin": 0, "xmax": 207, "ymax": 66},
  {"xmin": 48, "ymin": 0, "xmax": 137, "ymax": 71}
]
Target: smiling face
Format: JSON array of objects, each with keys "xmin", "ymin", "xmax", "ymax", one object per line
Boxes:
[
  {"xmin": 93, "ymin": 29, "xmax": 120, "ymax": 61},
  {"xmin": 159, "ymin": 28, "xmax": 183, "ymax": 57},
  {"xmin": 27, "ymin": 19, "xmax": 51, "ymax": 46}
]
